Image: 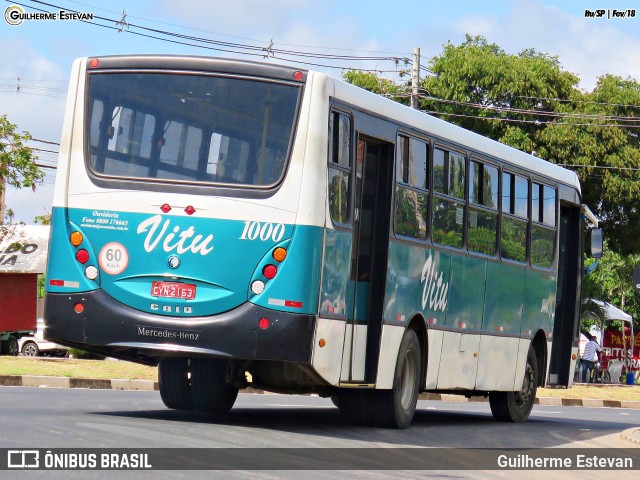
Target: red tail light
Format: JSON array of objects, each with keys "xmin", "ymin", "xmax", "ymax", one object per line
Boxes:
[
  {"xmin": 76, "ymin": 249, "xmax": 89, "ymax": 264},
  {"xmin": 263, "ymin": 265, "xmax": 277, "ymax": 279}
]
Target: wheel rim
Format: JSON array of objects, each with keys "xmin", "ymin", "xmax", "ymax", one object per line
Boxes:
[
  {"xmin": 23, "ymin": 344, "xmax": 38, "ymax": 356},
  {"xmin": 399, "ymin": 350, "xmax": 417, "ymax": 410},
  {"xmin": 514, "ymin": 362, "xmax": 535, "ymax": 407}
]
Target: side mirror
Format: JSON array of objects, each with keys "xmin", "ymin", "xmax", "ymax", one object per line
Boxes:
[{"xmin": 589, "ymin": 228, "xmax": 603, "ymax": 258}]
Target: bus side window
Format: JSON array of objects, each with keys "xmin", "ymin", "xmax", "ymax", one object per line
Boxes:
[
  {"xmin": 432, "ymin": 147, "xmax": 465, "ymax": 248},
  {"xmin": 531, "ymin": 183, "xmax": 557, "ymax": 268},
  {"xmin": 394, "ymin": 135, "xmax": 428, "ymax": 240},
  {"xmin": 468, "ymin": 160, "xmax": 498, "ymax": 255},
  {"xmin": 328, "ymin": 111, "xmax": 351, "ymax": 225},
  {"xmin": 501, "ymin": 172, "xmax": 529, "ymax": 262}
]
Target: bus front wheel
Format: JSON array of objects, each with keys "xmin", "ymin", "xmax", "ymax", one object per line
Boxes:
[
  {"xmin": 489, "ymin": 345, "xmax": 538, "ymax": 423},
  {"xmin": 373, "ymin": 328, "xmax": 421, "ymax": 429},
  {"xmin": 158, "ymin": 357, "xmax": 193, "ymax": 410},
  {"xmin": 190, "ymin": 358, "xmax": 238, "ymax": 414}
]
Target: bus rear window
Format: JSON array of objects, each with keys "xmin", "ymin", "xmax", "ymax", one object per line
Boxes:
[{"xmin": 87, "ymin": 72, "xmax": 301, "ymax": 188}]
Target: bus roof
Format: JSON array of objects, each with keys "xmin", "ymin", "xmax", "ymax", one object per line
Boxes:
[{"xmin": 327, "ymin": 72, "xmax": 581, "ymax": 193}]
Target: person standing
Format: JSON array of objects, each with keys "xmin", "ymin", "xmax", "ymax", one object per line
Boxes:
[{"xmin": 581, "ymin": 333, "xmax": 602, "ymax": 383}]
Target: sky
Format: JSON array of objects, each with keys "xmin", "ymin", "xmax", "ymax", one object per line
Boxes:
[{"xmin": 2, "ymin": 0, "xmax": 640, "ymax": 223}]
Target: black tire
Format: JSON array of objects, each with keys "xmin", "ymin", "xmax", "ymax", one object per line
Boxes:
[
  {"xmin": 490, "ymin": 345, "xmax": 538, "ymax": 423},
  {"xmin": 158, "ymin": 357, "xmax": 193, "ymax": 410},
  {"xmin": 190, "ymin": 358, "xmax": 238, "ymax": 414},
  {"xmin": 371, "ymin": 329, "xmax": 422, "ymax": 429},
  {"xmin": 603, "ymin": 370, "xmax": 612, "ymax": 384},
  {"xmin": 1, "ymin": 336, "xmax": 19, "ymax": 356},
  {"xmin": 336, "ymin": 389, "xmax": 374, "ymax": 425},
  {"xmin": 21, "ymin": 341, "xmax": 40, "ymax": 357}
]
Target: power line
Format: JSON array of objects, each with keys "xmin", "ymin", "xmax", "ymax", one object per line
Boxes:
[
  {"xmin": 0, "ymin": 90, "xmax": 66, "ymax": 99},
  {"xmin": 32, "ymin": 147, "xmax": 59, "ymax": 155},
  {"xmin": 424, "ymin": 109, "xmax": 640, "ymax": 128},
  {"xmin": 25, "ymin": 0, "xmax": 410, "ymax": 67},
  {"xmin": 512, "ymin": 94, "xmax": 640, "ymax": 110},
  {"xmin": 64, "ymin": 0, "xmax": 415, "ymax": 57},
  {"xmin": 32, "ymin": 138, "xmax": 60, "ymax": 145},
  {"xmin": 559, "ymin": 164, "xmax": 640, "ymax": 172},
  {"xmin": 382, "ymin": 90, "xmax": 640, "ymax": 123},
  {"xmin": 24, "ymin": 0, "xmax": 411, "ymax": 69},
  {"xmin": 414, "ymin": 91, "xmax": 640, "ymax": 123},
  {"xmin": 34, "ymin": 163, "xmax": 57, "ymax": 170}
]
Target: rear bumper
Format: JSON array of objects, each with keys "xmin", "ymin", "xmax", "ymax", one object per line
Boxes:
[{"xmin": 44, "ymin": 291, "xmax": 315, "ymax": 363}]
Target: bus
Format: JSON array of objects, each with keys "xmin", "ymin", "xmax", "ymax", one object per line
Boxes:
[{"xmin": 44, "ymin": 55, "xmax": 600, "ymax": 428}]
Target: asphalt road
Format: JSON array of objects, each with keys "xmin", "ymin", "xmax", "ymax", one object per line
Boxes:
[{"xmin": 0, "ymin": 387, "xmax": 638, "ymax": 479}]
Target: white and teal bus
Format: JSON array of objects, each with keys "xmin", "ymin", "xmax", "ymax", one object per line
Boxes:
[{"xmin": 45, "ymin": 55, "xmax": 599, "ymax": 428}]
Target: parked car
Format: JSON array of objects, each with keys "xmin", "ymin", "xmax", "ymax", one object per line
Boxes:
[{"xmin": 18, "ymin": 319, "xmax": 68, "ymax": 357}]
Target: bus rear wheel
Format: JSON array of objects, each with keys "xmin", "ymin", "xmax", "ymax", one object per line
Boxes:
[
  {"xmin": 190, "ymin": 358, "xmax": 238, "ymax": 414},
  {"xmin": 372, "ymin": 328, "xmax": 421, "ymax": 429},
  {"xmin": 158, "ymin": 357, "xmax": 193, "ymax": 410},
  {"xmin": 489, "ymin": 345, "xmax": 538, "ymax": 423}
]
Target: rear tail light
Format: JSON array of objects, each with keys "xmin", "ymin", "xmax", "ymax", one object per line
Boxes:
[
  {"xmin": 75, "ymin": 249, "xmax": 89, "ymax": 264},
  {"xmin": 70, "ymin": 231, "xmax": 83, "ymax": 246},
  {"xmin": 263, "ymin": 265, "xmax": 277, "ymax": 279},
  {"xmin": 251, "ymin": 247, "xmax": 288, "ymax": 296},
  {"xmin": 85, "ymin": 266, "xmax": 98, "ymax": 280},
  {"xmin": 251, "ymin": 280, "xmax": 265, "ymax": 295},
  {"xmin": 272, "ymin": 247, "xmax": 287, "ymax": 262}
]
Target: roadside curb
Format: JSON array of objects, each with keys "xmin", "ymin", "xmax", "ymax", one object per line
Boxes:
[
  {"xmin": 1, "ymin": 375, "xmax": 639, "ymax": 410},
  {"xmin": 0, "ymin": 374, "xmax": 159, "ymax": 391},
  {"xmin": 621, "ymin": 428, "xmax": 640, "ymax": 445},
  {"xmin": 416, "ymin": 392, "xmax": 640, "ymax": 410}
]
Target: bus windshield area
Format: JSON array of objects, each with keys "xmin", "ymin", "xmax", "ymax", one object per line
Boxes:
[{"xmin": 87, "ymin": 72, "xmax": 301, "ymax": 188}]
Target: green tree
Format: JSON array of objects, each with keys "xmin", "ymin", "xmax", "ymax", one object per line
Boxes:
[
  {"xmin": 342, "ymin": 70, "xmax": 410, "ymax": 106},
  {"xmin": 34, "ymin": 213, "xmax": 51, "ymax": 225},
  {"xmin": 583, "ymin": 244, "xmax": 640, "ymax": 330},
  {"xmin": 424, "ymin": 38, "xmax": 640, "ymax": 256},
  {"xmin": 422, "ymin": 35, "xmax": 580, "ymax": 148},
  {"xmin": 345, "ymin": 35, "xmax": 640, "ymax": 257},
  {"xmin": 0, "ymin": 114, "xmax": 44, "ymax": 225}
]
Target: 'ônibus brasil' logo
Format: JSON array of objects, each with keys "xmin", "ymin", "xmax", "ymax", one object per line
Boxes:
[
  {"xmin": 420, "ymin": 254, "xmax": 450, "ymax": 313},
  {"xmin": 137, "ymin": 215, "xmax": 214, "ymax": 255}
]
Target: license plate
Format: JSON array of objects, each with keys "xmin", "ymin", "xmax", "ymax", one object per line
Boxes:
[{"xmin": 151, "ymin": 281, "xmax": 196, "ymax": 300}]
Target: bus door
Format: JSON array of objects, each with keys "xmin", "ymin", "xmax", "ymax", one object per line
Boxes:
[
  {"xmin": 344, "ymin": 135, "xmax": 393, "ymax": 384},
  {"xmin": 549, "ymin": 202, "xmax": 582, "ymax": 386}
]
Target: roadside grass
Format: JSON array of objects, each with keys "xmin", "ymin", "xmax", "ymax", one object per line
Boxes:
[
  {"xmin": 0, "ymin": 357, "xmax": 156, "ymax": 381},
  {"xmin": 538, "ymin": 385, "xmax": 639, "ymax": 402},
  {"xmin": 1, "ymin": 357, "xmax": 639, "ymax": 401}
]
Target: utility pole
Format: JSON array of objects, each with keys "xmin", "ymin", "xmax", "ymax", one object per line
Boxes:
[
  {"xmin": 411, "ymin": 47, "xmax": 420, "ymax": 110},
  {"xmin": 0, "ymin": 177, "xmax": 5, "ymax": 225}
]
